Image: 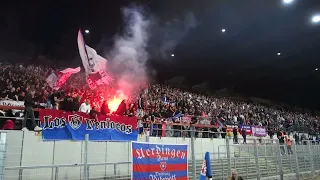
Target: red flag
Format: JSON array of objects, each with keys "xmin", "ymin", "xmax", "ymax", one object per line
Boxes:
[{"xmin": 46, "ymin": 67, "xmax": 81, "ymax": 90}]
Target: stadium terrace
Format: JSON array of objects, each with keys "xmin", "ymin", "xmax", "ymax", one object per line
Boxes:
[{"xmin": 134, "ymin": 145, "xmax": 187, "ymax": 160}]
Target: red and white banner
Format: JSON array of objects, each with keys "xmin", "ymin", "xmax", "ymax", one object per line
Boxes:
[
  {"xmin": 46, "ymin": 67, "xmax": 81, "ymax": 90},
  {"xmin": 87, "ymin": 70, "xmax": 114, "ymax": 89}
]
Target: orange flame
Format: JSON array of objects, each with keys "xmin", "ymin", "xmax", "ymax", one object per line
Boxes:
[{"xmin": 107, "ymin": 90, "xmax": 127, "ymax": 113}]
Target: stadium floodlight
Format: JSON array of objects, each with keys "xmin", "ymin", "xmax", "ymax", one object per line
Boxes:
[
  {"xmin": 221, "ymin": 29, "xmax": 226, "ymax": 33},
  {"xmin": 283, "ymin": 0, "xmax": 293, "ymax": 4},
  {"xmin": 171, "ymin": 54, "xmax": 174, "ymax": 57},
  {"xmin": 277, "ymin": 52, "xmax": 281, "ymax": 56},
  {"xmin": 316, "ymin": 68, "xmax": 318, "ymax": 71},
  {"xmin": 85, "ymin": 29, "xmax": 90, "ymax": 34},
  {"xmin": 312, "ymin": 15, "xmax": 320, "ymax": 23}
]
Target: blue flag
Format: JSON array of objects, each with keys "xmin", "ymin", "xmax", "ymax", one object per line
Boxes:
[{"xmin": 199, "ymin": 152, "xmax": 212, "ymax": 180}]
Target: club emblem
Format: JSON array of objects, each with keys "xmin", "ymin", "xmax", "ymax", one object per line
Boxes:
[
  {"xmin": 160, "ymin": 162, "xmax": 167, "ymax": 171},
  {"xmin": 68, "ymin": 114, "xmax": 83, "ymax": 130}
]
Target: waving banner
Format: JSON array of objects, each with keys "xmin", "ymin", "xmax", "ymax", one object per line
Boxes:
[
  {"xmin": 40, "ymin": 109, "xmax": 138, "ymax": 141},
  {"xmin": 77, "ymin": 30, "xmax": 113, "ymax": 89},
  {"xmin": 46, "ymin": 67, "xmax": 81, "ymax": 90},
  {"xmin": 132, "ymin": 142, "xmax": 188, "ymax": 180}
]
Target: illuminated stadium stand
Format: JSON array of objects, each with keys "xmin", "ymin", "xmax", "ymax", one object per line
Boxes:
[{"xmin": 0, "ymin": 106, "xmax": 319, "ymax": 180}]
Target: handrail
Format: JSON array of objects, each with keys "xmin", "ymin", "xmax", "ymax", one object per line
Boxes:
[
  {"xmin": 0, "ymin": 105, "xmax": 268, "ymax": 131},
  {"xmin": 5, "ymin": 161, "xmax": 131, "ymax": 170},
  {"xmin": 0, "ymin": 105, "xmax": 222, "ymax": 128},
  {"xmin": 0, "ymin": 105, "xmax": 38, "ymax": 111}
]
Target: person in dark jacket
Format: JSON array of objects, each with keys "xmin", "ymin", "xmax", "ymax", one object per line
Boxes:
[
  {"xmin": 60, "ymin": 93, "xmax": 74, "ymax": 112},
  {"xmin": 233, "ymin": 127, "xmax": 238, "ymax": 144},
  {"xmin": 22, "ymin": 89, "xmax": 42, "ymax": 131},
  {"xmin": 115, "ymin": 100, "xmax": 127, "ymax": 116},
  {"xmin": 90, "ymin": 106, "xmax": 100, "ymax": 119},
  {"xmin": 242, "ymin": 128, "xmax": 247, "ymax": 144},
  {"xmin": 72, "ymin": 96, "xmax": 80, "ymax": 111},
  {"xmin": 100, "ymin": 100, "xmax": 110, "ymax": 115}
]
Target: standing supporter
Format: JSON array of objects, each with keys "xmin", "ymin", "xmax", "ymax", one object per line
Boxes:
[
  {"xmin": 242, "ymin": 128, "xmax": 247, "ymax": 144},
  {"xmin": 136, "ymin": 94, "xmax": 144, "ymax": 117},
  {"xmin": 115, "ymin": 100, "xmax": 127, "ymax": 116},
  {"xmin": 60, "ymin": 93, "xmax": 74, "ymax": 112},
  {"xmin": 90, "ymin": 106, "xmax": 99, "ymax": 119},
  {"xmin": 138, "ymin": 118, "xmax": 144, "ymax": 134},
  {"xmin": 7, "ymin": 87, "xmax": 18, "ymax": 100},
  {"xmin": 72, "ymin": 95, "xmax": 81, "ymax": 111},
  {"xmin": 285, "ymin": 136, "xmax": 293, "ymax": 154},
  {"xmin": 294, "ymin": 133, "xmax": 300, "ymax": 145},
  {"xmin": 221, "ymin": 126, "xmax": 227, "ymax": 139},
  {"xmin": 79, "ymin": 99, "xmax": 91, "ymax": 114},
  {"xmin": 47, "ymin": 91, "xmax": 64, "ymax": 109},
  {"xmin": 22, "ymin": 89, "xmax": 42, "ymax": 131},
  {"xmin": 278, "ymin": 131, "xmax": 285, "ymax": 154},
  {"xmin": 100, "ymin": 100, "xmax": 110, "ymax": 115},
  {"xmin": 18, "ymin": 91, "xmax": 25, "ymax": 101},
  {"xmin": 127, "ymin": 103, "xmax": 135, "ymax": 117},
  {"xmin": 233, "ymin": 127, "xmax": 238, "ymax": 144}
]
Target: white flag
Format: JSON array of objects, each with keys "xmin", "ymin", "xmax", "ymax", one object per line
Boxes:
[
  {"xmin": 77, "ymin": 30, "xmax": 107, "ymax": 75},
  {"xmin": 77, "ymin": 29, "xmax": 113, "ymax": 89}
]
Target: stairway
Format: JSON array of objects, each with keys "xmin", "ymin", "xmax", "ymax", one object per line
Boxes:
[{"xmin": 104, "ymin": 145, "xmax": 313, "ymax": 180}]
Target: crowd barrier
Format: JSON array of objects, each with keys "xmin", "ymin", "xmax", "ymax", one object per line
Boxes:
[
  {"xmin": 3, "ymin": 106, "xmax": 318, "ymax": 180},
  {"xmin": 1, "ymin": 130, "xmax": 320, "ymax": 180},
  {"xmin": 0, "ymin": 105, "xmax": 268, "ymax": 138},
  {"xmin": 1, "ymin": 131, "xmax": 234, "ymax": 180}
]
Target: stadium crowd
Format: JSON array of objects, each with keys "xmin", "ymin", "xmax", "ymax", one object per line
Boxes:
[{"xmin": 0, "ymin": 62, "xmax": 319, "ymax": 138}]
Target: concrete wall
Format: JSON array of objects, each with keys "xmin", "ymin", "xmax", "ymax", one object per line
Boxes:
[{"xmin": 2, "ymin": 130, "xmax": 251, "ymax": 180}]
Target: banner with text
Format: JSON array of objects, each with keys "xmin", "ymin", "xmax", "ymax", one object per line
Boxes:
[
  {"xmin": 251, "ymin": 126, "xmax": 267, "ymax": 137},
  {"xmin": 132, "ymin": 142, "xmax": 188, "ymax": 180},
  {"xmin": 0, "ymin": 100, "xmax": 46, "ymax": 107},
  {"xmin": 40, "ymin": 109, "xmax": 138, "ymax": 141},
  {"xmin": 240, "ymin": 124, "xmax": 252, "ymax": 135}
]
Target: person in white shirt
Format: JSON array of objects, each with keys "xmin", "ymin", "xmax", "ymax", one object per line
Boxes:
[{"xmin": 79, "ymin": 99, "xmax": 91, "ymax": 114}]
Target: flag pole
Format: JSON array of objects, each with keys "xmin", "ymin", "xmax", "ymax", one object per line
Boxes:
[{"xmin": 79, "ymin": 29, "xmax": 94, "ymax": 73}]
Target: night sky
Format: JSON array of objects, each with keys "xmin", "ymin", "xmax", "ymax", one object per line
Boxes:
[{"xmin": 0, "ymin": 0, "xmax": 320, "ymax": 109}]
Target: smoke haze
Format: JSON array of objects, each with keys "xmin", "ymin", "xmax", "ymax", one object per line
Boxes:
[
  {"xmin": 108, "ymin": 6, "xmax": 150, "ymax": 96},
  {"xmin": 107, "ymin": 6, "xmax": 197, "ymax": 96}
]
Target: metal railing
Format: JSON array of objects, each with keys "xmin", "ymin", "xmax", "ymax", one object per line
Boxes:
[{"xmin": 0, "ymin": 131, "xmax": 320, "ymax": 179}]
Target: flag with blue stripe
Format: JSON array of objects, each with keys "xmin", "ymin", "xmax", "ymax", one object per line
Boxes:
[
  {"xmin": 199, "ymin": 152, "xmax": 212, "ymax": 180},
  {"xmin": 132, "ymin": 142, "xmax": 188, "ymax": 180}
]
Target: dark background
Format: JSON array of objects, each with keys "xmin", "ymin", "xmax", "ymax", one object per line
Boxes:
[{"xmin": 0, "ymin": 0, "xmax": 319, "ymax": 109}]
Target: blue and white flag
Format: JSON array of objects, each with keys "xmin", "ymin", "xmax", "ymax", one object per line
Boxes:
[
  {"xmin": 217, "ymin": 119, "xmax": 224, "ymax": 130},
  {"xmin": 167, "ymin": 112, "xmax": 183, "ymax": 121},
  {"xmin": 199, "ymin": 152, "xmax": 212, "ymax": 180}
]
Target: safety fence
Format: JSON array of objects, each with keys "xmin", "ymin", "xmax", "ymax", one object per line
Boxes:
[
  {"xmin": 0, "ymin": 130, "xmax": 319, "ymax": 180},
  {"xmin": 0, "ymin": 105, "xmax": 268, "ymax": 135}
]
